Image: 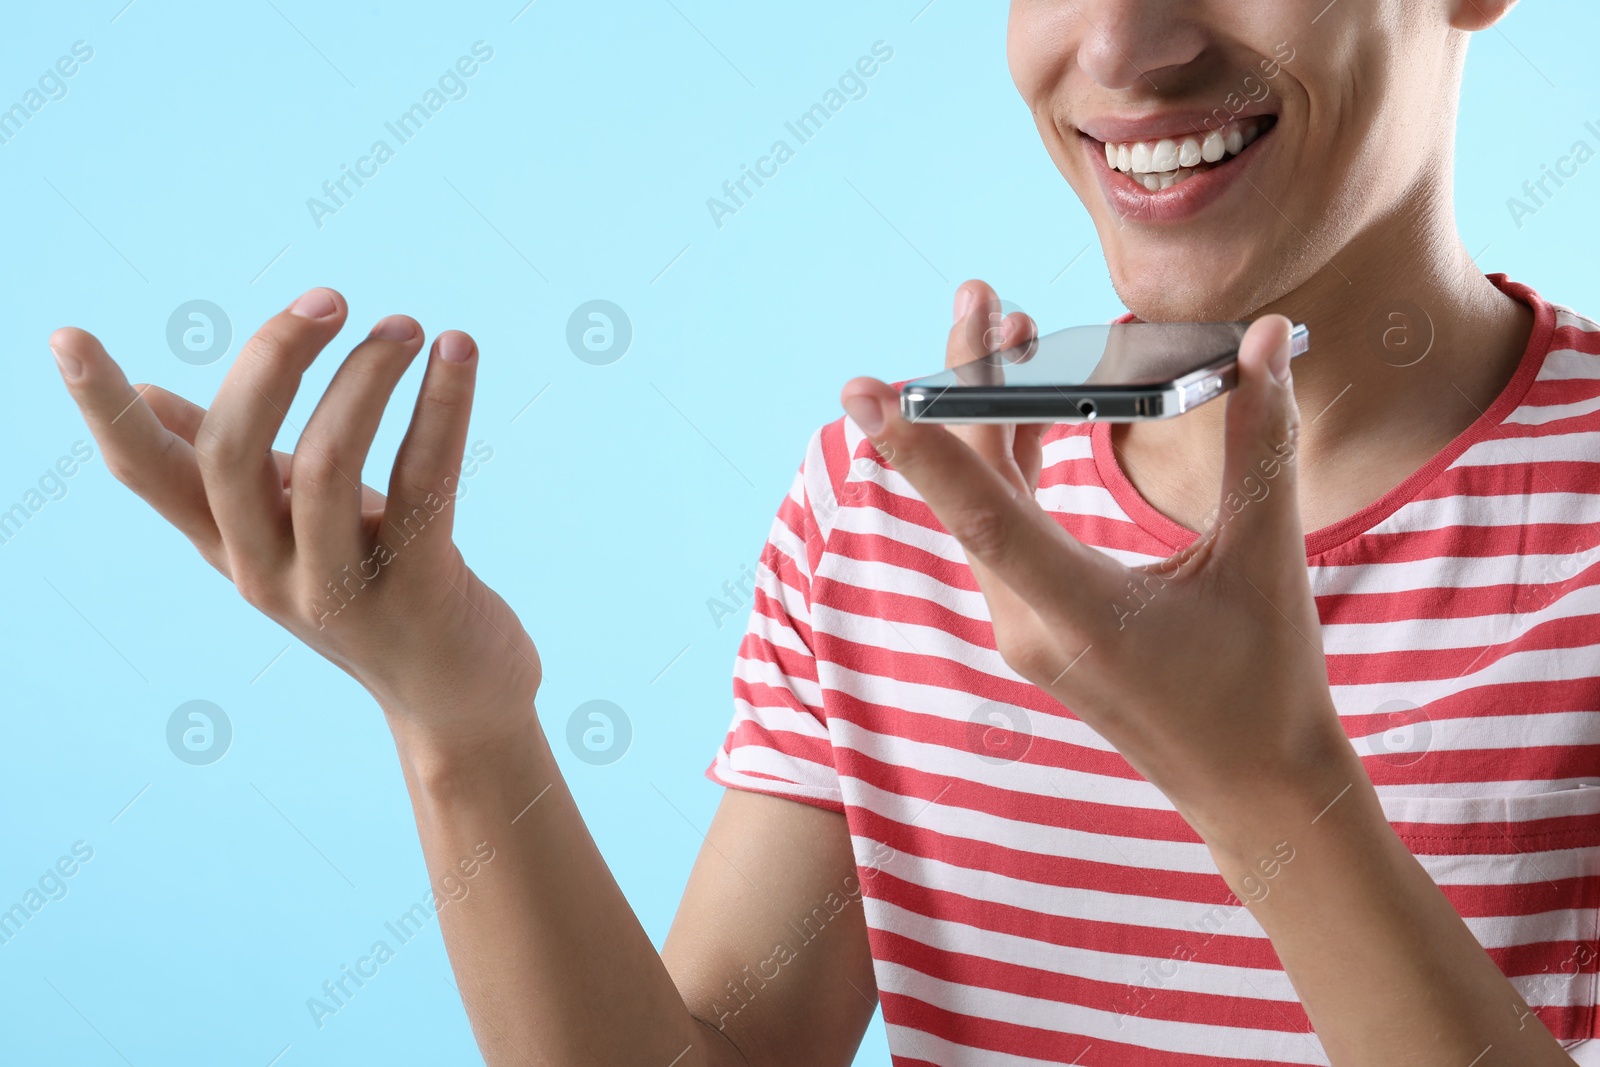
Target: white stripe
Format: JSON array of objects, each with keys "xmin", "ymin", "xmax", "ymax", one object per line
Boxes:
[
  {"xmin": 1453, "ymin": 430, "xmax": 1600, "ymax": 467},
  {"xmin": 1376, "ymin": 490, "xmax": 1600, "ymax": 532},
  {"xmin": 1041, "ymin": 432, "xmax": 1096, "ymax": 464},
  {"xmin": 820, "ymin": 548, "xmax": 989, "ymax": 612},
  {"xmin": 1351, "ymin": 711, "xmax": 1600, "ymax": 758},
  {"xmin": 1507, "ymin": 391, "xmax": 1600, "ymax": 426},
  {"xmin": 1036, "ymin": 481, "xmax": 1129, "ymax": 522},
  {"xmin": 1375, "ymin": 778, "xmax": 1600, "ymax": 799},
  {"xmin": 1309, "ymin": 550, "xmax": 1597, "ymax": 593},
  {"xmin": 1373, "ymin": 783, "xmax": 1600, "ymax": 826},
  {"xmin": 1552, "ymin": 307, "xmax": 1600, "ymax": 334},
  {"xmin": 1540, "ymin": 343, "xmax": 1600, "ymax": 377}
]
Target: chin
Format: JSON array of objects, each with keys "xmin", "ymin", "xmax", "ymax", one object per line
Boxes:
[{"xmin": 1103, "ymin": 250, "xmax": 1263, "ymax": 323}]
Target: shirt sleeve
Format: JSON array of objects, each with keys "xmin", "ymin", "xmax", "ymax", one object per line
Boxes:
[{"xmin": 706, "ymin": 423, "xmax": 846, "ymax": 813}]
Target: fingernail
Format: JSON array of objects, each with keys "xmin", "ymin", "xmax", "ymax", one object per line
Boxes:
[
  {"xmin": 370, "ymin": 315, "xmax": 417, "ymax": 341},
  {"xmin": 844, "ymin": 395, "xmax": 884, "ymax": 435},
  {"xmin": 290, "ymin": 289, "xmax": 339, "ymax": 319},
  {"xmin": 954, "ymin": 286, "xmax": 976, "ymax": 324},
  {"xmin": 437, "ymin": 333, "xmax": 474, "ymax": 364},
  {"xmin": 50, "ymin": 343, "xmax": 82, "ymax": 380},
  {"xmin": 1269, "ymin": 330, "xmax": 1291, "ymax": 383}
]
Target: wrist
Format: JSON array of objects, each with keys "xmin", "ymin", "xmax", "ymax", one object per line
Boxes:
[
  {"xmin": 1183, "ymin": 720, "xmax": 1381, "ymax": 884},
  {"xmin": 382, "ymin": 692, "xmax": 549, "ymax": 796}
]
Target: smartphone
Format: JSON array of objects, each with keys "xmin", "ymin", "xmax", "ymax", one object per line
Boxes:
[{"xmin": 899, "ymin": 320, "xmax": 1310, "ymax": 423}]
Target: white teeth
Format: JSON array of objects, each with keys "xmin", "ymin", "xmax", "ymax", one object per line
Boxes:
[
  {"xmin": 1149, "ymin": 138, "xmax": 1179, "ymax": 172},
  {"xmin": 1097, "ymin": 117, "xmax": 1270, "ymax": 192}
]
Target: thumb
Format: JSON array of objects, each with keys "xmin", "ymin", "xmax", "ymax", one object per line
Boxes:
[
  {"xmin": 839, "ymin": 376, "xmax": 1115, "ymax": 604},
  {"xmin": 1214, "ymin": 315, "xmax": 1304, "ymax": 557}
]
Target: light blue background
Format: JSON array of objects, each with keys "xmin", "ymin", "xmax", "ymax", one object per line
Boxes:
[{"xmin": 1, "ymin": 2, "xmax": 1596, "ymax": 1063}]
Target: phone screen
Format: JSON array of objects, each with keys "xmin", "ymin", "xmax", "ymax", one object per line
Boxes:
[{"xmin": 911, "ymin": 321, "xmax": 1250, "ymax": 391}]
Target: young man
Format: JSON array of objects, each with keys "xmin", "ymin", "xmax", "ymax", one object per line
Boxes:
[{"xmin": 47, "ymin": 0, "xmax": 1599, "ymax": 1063}]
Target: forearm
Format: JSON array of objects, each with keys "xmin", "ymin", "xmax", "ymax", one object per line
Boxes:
[
  {"xmin": 1203, "ymin": 746, "xmax": 1572, "ymax": 1066},
  {"xmin": 385, "ymin": 706, "xmax": 733, "ymax": 1067}
]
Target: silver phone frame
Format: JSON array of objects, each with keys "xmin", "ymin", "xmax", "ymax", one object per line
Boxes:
[{"xmin": 899, "ymin": 322, "xmax": 1310, "ymax": 424}]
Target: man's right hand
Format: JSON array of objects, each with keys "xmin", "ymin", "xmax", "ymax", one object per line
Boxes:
[
  {"xmin": 48, "ymin": 287, "xmax": 541, "ymax": 740},
  {"xmin": 50, "ymin": 289, "xmax": 879, "ymax": 1066}
]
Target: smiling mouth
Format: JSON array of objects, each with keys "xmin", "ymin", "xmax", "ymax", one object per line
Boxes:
[{"xmin": 1089, "ymin": 114, "xmax": 1276, "ymax": 192}]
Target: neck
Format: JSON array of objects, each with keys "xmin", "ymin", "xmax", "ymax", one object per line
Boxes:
[
  {"xmin": 1114, "ymin": 174, "xmax": 1536, "ymax": 534},
  {"xmin": 1256, "ymin": 179, "xmax": 1527, "ymax": 453}
]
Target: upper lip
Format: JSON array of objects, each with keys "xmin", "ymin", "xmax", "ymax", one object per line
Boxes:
[{"xmin": 1075, "ymin": 107, "xmax": 1277, "ymax": 145}]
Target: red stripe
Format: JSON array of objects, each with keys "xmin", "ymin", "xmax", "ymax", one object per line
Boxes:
[{"xmin": 1322, "ymin": 522, "xmax": 1600, "ymax": 566}]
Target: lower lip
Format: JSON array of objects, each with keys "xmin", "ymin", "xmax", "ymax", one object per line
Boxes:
[{"xmin": 1083, "ymin": 128, "xmax": 1272, "ymax": 223}]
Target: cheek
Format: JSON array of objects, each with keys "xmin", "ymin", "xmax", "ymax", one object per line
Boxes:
[
  {"xmin": 1005, "ymin": 23, "xmax": 1043, "ymax": 99},
  {"xmin": 1006, "ymin": 4, "xmax": 1073, "ymax": 102}
]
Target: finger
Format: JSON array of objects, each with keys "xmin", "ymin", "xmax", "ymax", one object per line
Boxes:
[
  {"xmin": 982, "ymin": 307, "xmax": 1050, "ymax": 487},
  {"xmin": 194, "ymin": 287, "xmax": 348, "ymax": 567},
  {"xmin": 1012, "ymin": 421, "xmax": 1049, "ymax": 488},
  {"xmin": 993, "ymin": 312, "xmax": 1047, "ymax": 488},
  {"xmin": 290, "ymin": 315, "xmax": 425, "ymax": 573},
  {"xmin": 950, "ymin": 279, "xmax": 1002, "ymax": 366},
  {"xmin": 146, "ymin": 380, "xmax": 297, "ymax": 513},
  {"xmin": 143, "ymin": 384, "xmax": 387, "ymax": 517},
  {"xmin": 1002, "ymin": 310, "xmax": 1037, "ymax": 349},
  {"xmin": 141, "ymin": 383, "xmax": 207, "ymax": 443},
  {"xmin": 1215, "ymin": 315, "xmax": 1304, "ymax": 559},
  {"xmin": 383, "ymin": 330, "xmax": 478, "ymax": 554},
  {"xmin": 145, "ymin": 380, "xmax": 296, "ymax": 515},
  {"xmin": 941, "ymin": 289, "xmax": 1051, "ymax": 636},
  {"xmin": 839, "ymin": 376, "xmax": 1121, "ymax": 620},
  {"xmin": 948, "ymin": 287, "xmax": 1012, "ymax": 476},
  {"xmin": 48, "ymin": 328, "xmax": 222, "ymax": 556},
  {"xmin": 946, "ymin": 283, "xmax": 1039, "ymax": 496}
]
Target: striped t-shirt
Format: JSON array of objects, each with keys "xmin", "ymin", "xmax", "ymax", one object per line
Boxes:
[{"xmin": 708, "ymin": 275, "xmax": 1600, "ymax": 1065}]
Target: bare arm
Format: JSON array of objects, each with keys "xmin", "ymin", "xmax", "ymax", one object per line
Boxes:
[
  {"xmin": 663, "ymin": 789, "xmax": 877, "ymax": 1067},
  {"xmin": 393, "ymin": 717, "xmax": 876, "ymax": 1067},
  {"xmin": 48, "ymin": 292, "xmax": 876, "ymax": 1067}
]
